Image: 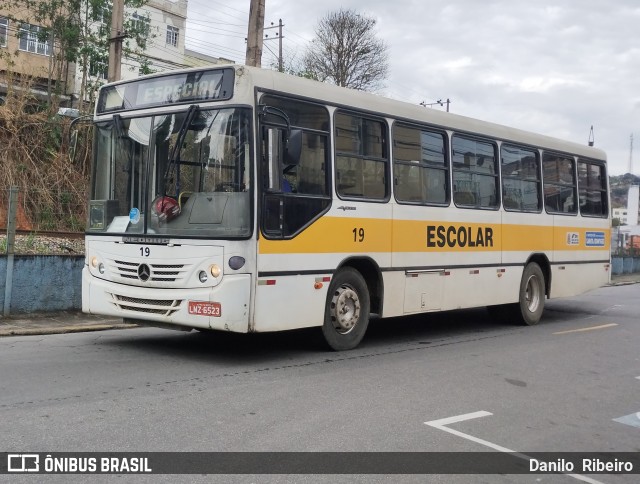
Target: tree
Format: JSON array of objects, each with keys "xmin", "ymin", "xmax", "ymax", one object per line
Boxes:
[
  {"xmin": 3, "ymin": 0, "xmax": 152, "ymax": 111},
  {"xmin": 303, "ymin": 8, "xmax": 388, "ymax": 92}
]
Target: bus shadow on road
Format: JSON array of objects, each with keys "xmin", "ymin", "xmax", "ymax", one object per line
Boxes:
[{"xmin": 102, "ymin": 306, "xmax": 520, "ymax": 363}]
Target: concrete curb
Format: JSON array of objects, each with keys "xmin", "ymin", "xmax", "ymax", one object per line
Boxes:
[
  {"xmin": 608, "ymin": 281, "xmax": 639, "ymax": 286},
  {"xmin": 0, "ymin": 324, "xmax": 138, "ymax": 337}
]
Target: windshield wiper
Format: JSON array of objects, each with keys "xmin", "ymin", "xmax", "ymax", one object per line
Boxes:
[{"xmin": 163, "ymin": 104, "xmax": 200, "ymax": 194}]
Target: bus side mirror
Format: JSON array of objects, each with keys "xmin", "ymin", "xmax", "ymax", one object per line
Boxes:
[{"xmin": 284, "ymin": 129, "xmax": 302, "ymax": 166}]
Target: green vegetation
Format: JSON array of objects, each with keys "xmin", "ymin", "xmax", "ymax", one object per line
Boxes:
[{"xmin": 610, "ymin": 174, "xmax": 640, "ymax": 208}]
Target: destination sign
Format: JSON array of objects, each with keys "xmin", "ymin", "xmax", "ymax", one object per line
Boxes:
[{"xmin": 97, "ymin": 67, "xmax": 235, "ymax": 114}]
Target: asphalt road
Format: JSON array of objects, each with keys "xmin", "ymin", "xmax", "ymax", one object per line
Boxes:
[{"xmin": 1, "ymin": 284, "xmax": 638, "ymax": 483}]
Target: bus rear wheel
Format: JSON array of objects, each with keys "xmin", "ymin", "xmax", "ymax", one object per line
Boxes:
[
  {"xmin": 510, "ymin": 262, "xmax": 545, "ymax": 325},
  {"xmin": 322, "ymin": 267, "xmax": 370, "ymax": 351},
  {"xmin": 487, "ymin": 262, "xmax": 545, "ymax": 325}
]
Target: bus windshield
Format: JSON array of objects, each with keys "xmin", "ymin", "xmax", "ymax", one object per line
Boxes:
[{"xmin": 88, "ymin": 107, "xmax": 252, "ymax": 238}]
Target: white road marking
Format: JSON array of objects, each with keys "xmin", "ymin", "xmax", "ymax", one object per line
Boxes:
[
  {"xmin": 553, "ymin": 323, "xmax": 618, "ymax": 335},
  {"xmin": 425, "ymin": 411, "xmax": 605, "ymax": 484},
  {"xmin": 613, "ymin": 413, "xmax": 640, "ymax": 429},
  {"xmin": 612, "ymin": 377, "xmax": 640, "ymax": 428}
]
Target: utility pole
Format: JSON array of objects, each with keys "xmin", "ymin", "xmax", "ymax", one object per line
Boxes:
[
  {"xmin": 245, "ymin": 0, "xmax": 265, "ymax": 67},
  {"xmin": 108, "ymin": 0, "xmax": 125, "ymax": 82},
  {"xmin": 264, "ymin": 19, "xmax": 284, "ymax": 72},
  {"xmin": 630, "ymin": 134, "xmax": 634, "ymax": 174}
]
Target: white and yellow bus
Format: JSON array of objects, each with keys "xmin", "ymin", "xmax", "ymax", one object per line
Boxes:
[{"xmin": 83, "ymin": 65, "xmax": 610, "ymax": 350}]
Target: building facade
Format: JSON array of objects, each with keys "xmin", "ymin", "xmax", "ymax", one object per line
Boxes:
[
  {"xmin": 613, "ymin": 185, "xmax": 640, "ymax": 226},
  {"xmin": 0, "ymin": 3, "xmax": 73, "ymax": 105},
  {"xmin": 1, "ymin": 0, "xmax": 229, "ymax": 109}
]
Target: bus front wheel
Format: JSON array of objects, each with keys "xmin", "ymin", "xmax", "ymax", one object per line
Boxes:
[{"xmin": 322, "ymin": 267, "xmax": 370, "ymax": 351}]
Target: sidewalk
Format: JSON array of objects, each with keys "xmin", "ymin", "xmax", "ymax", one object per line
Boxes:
[
  {"xmin": 1, "ymin": 273, "xmax": 639, "ymax": 337},
  {"xmin": 0, "ymin": 311, "xmax": 137, "ymax": 337}
]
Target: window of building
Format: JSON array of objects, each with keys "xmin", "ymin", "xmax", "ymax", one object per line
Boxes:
[
  {"xmin": 335, "ymin": 111, "xmax": 389, "ymax": 200},
  {"xmin": 0, "ymin": 17, "xmax": 8, "ymax": 48},
  {"xmin": 542, "ymin": 153, "xmax": 577, "ymax": 214},
  {"xmin": 501, "ymin": 144, "xmax": 542, "ymax": 212},
  {"xmin": 578, "ymin": 160, "xmax": 607, "ymax": 217},
  {"xmin": 19, "ymin": 23, "xmax": 51, "ymax": 56},
  {"xmin": 393, "ymin": 123, "xmax": 448, "ymax": 205},
  {"xmin": 89, "ymin": 59, "xmax": 109, "ymax": 80},
  {"xmin": 131, "ymin": 12, "xmax": 150, "ymax": 37},
  {"xmin": 166, "ymin": 25, "xmax": 179, "ymax": 47},
  {"xmin": 452, "ymin": 135, "xmax": 499, "ymax": 208},
  {"xmin": 93, "ymin": 3, "xmax": 111, "ymax": 24}
]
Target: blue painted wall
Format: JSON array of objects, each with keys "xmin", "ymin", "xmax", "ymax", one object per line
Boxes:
[
  {"xmin": 0, "ymin": 254, "xmax": 638, "ymax": 314},
  {"xmin": 0, "ymin": 256, "xmax": 84, "ymax": 314},
  {"xmin": 611, "ymin": 256, "xmax": 640, "ymax": 275}
]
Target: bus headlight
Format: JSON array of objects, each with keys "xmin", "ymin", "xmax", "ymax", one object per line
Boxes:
[
  {"xmin": 198, "ymin": 271, "xmax": 208, "ymax": 283},
  {"xmin": 91, "ymin": 256, "xmax": 105, "ymax": 274},
  {"xmin": 209, "ymin": 264, "xmax": 221, "ymax": 278}
]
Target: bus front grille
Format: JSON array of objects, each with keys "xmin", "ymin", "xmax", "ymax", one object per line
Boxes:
[
  {"xmin": 109, "ymin": 294, "xmax": 182, "ymax": 316},
  {"xmin": 110, "ymin": 259, "xmax": 190, "ymax": 283}
]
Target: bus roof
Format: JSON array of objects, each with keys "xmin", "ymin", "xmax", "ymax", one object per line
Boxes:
[
  {"xmin": 240, "ymin": 65, "xmax": 606, "ymax": 161},
  {"xmin": 99, "ymin": 63, "xmax": 607, "ymax": 162}
]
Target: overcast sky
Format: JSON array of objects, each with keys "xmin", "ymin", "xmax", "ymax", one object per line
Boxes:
[{"xmin": 185, "ymin": 0, "xmax": 640, "ymax": 175}]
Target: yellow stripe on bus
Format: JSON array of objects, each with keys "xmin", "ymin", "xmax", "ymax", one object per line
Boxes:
[
  {"xmin": 258, "ymin": 217, "xmax": 610, "ymax": 254},
  {"xmin": 260, "ymin": 217, "xmax": 393, "ymax": 254}
]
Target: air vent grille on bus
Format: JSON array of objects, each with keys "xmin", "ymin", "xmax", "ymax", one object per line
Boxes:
[{"xmin": 109, "ymin": 294, "xmax": 182, "ymax": 316}]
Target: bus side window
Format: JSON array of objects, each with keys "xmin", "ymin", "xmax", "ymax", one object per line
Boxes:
[
  {"xmin": 542, "ymin": 153, "xmax": 577, "ymax": 215},
  {"xmin": 335, "ymin": 111, "xmax": 389, "ymax": 201},
  {"xmin": 452, "ymin": 135, "xmax": 498, "ymax": 209},
  {"xmin": 393, "ymin": 124, "xmax": 448, "ymax": 205},
  {"xmin": 501, "ymin": 144, "xmax": 541, "ymax": 212}
]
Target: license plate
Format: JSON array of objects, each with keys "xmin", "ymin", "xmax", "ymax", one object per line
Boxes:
[{"xmin": 188, "ymin": 301, "xmax": 221, "ymax": 317}]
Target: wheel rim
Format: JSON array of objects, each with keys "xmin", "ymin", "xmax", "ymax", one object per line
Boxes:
[
  {"xmin": 331, "ymin": 284, "xmax": 361, "ymax": 334},
  {"xmin": 524, "ymin": 274, "xmax": 542, "ymax": 313}
]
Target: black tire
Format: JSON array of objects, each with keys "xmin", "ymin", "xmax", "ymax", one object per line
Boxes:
[
  {"xmin": 487, "ymin": 263, "xmax": 546, "ymax": 325},
  {"xmin": 509, "ymin": 262, "xmax": 546, "ymax": 325},
  {"xmin": 322, "ymin": 267, "xmax": 370, "ymax": 351}
]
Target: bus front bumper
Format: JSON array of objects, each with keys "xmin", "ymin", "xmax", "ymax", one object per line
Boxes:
[{"xmin": 82, "ymin": 266, "xmax": 250, "ymax": 333}]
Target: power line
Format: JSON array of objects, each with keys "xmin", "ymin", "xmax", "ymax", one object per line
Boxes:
[
  {"xmin": 187, "ymin": 0, "xmax": 248, "ymax": 22},
  {"xmin": 186, "ymin": 23, "xmax": 246, "ymax": 39}
]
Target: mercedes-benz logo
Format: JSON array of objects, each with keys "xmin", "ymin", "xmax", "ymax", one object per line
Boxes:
[{"xmin": 137, "ymin": 263, "xmax": 151, "ymax": 282}]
